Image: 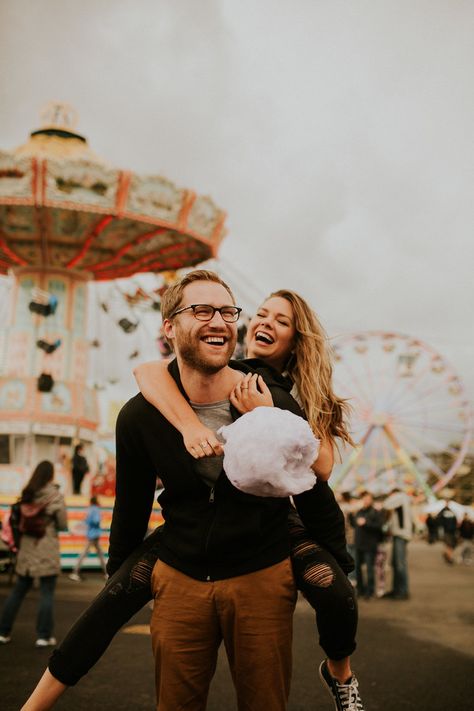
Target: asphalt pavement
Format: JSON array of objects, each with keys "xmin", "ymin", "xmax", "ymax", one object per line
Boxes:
[{"xmin": 0, "ymin": 540, "xmax": 472, "ymax": 710}]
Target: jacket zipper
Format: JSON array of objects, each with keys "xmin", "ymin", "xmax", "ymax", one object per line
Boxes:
[{"xmin": 205, "ymin": 487, "xmax": 216, "ymax": 580}]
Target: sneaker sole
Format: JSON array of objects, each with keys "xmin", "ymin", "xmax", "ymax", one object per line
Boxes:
[{"xmin": 318, "ymin": 662, "xmax": 340, "ymax": 711}]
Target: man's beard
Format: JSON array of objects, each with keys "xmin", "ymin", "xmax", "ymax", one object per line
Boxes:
[{"xmin": 175, "ymin": 329, "xmax": 236, "ymax": 375}]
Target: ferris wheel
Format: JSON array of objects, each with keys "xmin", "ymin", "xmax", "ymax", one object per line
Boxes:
[{"xmin": 330, "ymin": 331, "xmax": 472, "ymax": 500}]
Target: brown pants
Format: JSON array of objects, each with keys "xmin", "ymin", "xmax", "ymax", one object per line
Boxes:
[{"xmin": 150, "ymin": 559, "xmax": 296, "ymax": 711}]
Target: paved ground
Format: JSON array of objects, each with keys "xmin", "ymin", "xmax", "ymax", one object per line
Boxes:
[{"xmin": 0, "ymin": 540, "xmax": 472, "ymax": 710}]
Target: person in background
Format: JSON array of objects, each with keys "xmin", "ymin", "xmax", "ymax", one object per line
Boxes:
[
  {"xmin": 69, "ymin": 496, "xmax": 107, "ymax": 581},
  {"xmin": 0, "ymin": 461, "xmax": 67, "ymax": 647},
  {"xmin": 373, "ymin": 495, "xmax": 389, "ymax": 599},
  {"xmin": 352, "ymin": 491, "xmax": 383, "ymax": 600},
  {"xmin": 71, "ymin": 444, "xmax": 89, "ymax": 496},
  {"xmin": 425, "ymin": 513, "xmax": 438, "ymax": 544},
  {"xmin": 457, "ymin": 513, "xmax": 473, "ymax": 565},
  {"xmin": 338, "ymin": 491, "xmax": 357, "ymax": 586},
  {"xmin": 436, "ymin": 501, "xmax": 458, "ymax": 565},
  {"xmin": 383, "ymin": 489, "xmax": 413, "ymax": 600}
]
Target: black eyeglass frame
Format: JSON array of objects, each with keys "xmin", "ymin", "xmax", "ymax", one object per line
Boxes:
[{"xmin": 170, "ymin": 303, "xmax": 242, "ymax": 323}]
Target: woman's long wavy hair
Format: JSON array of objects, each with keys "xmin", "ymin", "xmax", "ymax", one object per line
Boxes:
[
  {"xmin": 269, "ymin": 290, "xmax": 354, "ymax": 448},
  {"xmin": 21, "ymin": 460, "xmax": 54, "ymax": 503}
]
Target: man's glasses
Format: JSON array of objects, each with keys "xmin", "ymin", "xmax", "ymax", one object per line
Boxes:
[{"xmin": 171, "ymin": 304, "xmax": 242, "ymax": 323}]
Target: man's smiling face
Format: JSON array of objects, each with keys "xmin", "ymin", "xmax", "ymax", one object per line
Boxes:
[{"xmin": 164, "ymin": 280, "xmax": 238, "ymax": 375}]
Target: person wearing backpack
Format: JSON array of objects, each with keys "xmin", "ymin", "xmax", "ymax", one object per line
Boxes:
[{"xmin": 0, "ymin": 460, "xmax": 68, "ymax": 647}]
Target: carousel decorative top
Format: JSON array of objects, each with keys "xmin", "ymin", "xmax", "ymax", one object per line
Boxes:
[{"xmin": 0, "ymin": 103, "xmax": 227, "ymax": 279}]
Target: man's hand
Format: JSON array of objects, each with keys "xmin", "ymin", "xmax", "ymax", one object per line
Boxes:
[
  {"xmin": 182, "ymin": 424, "xmax": 223, "ymax": 459},
  {"xmin": 230, "ymin": 373, "xmax": 274, "ymax": 414}
]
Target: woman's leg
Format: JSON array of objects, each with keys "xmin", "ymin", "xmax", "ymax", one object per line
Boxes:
[
  {"xmin": 0, "ymin": 574, "xmax": 33, "ymax": 636},
  {"xmin": 91, "ymin": 539, "xmax": 107, "ymax": 575},
  {"xmin": 20, "ymin": 526, "xmax": 164, "ymax": 711},
  {"xmin": 72, "ymin": 542, "xmax": 91, "ymax": 576},
  {"xmin": 288, "ymin": 511, "xmax": 358, "ymax": 673},
  {"xmin": 37, "ymin": 576, "xmax": 57, "ymax": 640},
  {"xmin": 49, "ymin": 526, "xmax": 163, "ymax": 685}
]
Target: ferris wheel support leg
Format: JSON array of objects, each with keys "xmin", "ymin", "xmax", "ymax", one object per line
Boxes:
[
  {"xmin": 383, "ymin": 425, "xmax": 436, "ymax": 501},
  {"xmin": 331, "ymin": 446, "xmax": 364, "ymax": 490},
  {"xmin": 331, "ymin": 425, "xmax": 375, "ymax": 490}
]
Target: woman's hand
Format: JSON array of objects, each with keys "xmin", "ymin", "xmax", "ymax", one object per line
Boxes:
[
  {"xmin": 229, "ymin": 373, "xmax": 274, "ymax": 414},
  {"xmin": 182, "ymin": 423, "xmax": 223, "ymax": 459}
]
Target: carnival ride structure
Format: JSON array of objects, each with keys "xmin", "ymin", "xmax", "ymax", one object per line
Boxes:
[
  {"xmin": 331, "ymin": 331, "xmax": 472, "ymax": 501},
  {"xmin": 0, "ymin": 103, "xmax": 227, "ymax": 497}
]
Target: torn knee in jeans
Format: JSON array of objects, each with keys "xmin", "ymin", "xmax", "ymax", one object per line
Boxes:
[
  {"xmin": 127, "ymin": 560, "xmax": 154, "ymax": 592},
  {"xmin": 303, "ymin": 562, "xmax": 334, "ymax": 588},
  {"xmin": 292, "ymin": 540, "xmax": 322, "ymax": 558}
]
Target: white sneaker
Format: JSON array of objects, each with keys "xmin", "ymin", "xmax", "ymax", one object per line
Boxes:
[
  {"xmin": 35, "ymin": 637, "xmax": 57, "ymax": 648},
  {"xmin": 69, "ymin": 572, "xmax": 81, "ymax": 582},
  {"xmin": 0, "ymin": 635, "xmax": 11, "ymax": 644}
]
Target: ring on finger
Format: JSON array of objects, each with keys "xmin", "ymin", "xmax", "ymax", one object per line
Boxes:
[{"xmin": 200, "ymin": 441, "xmax": 208, "ymax": 448}]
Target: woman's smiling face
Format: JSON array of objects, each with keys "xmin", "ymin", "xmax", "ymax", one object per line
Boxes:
[{"xmin": 246, "ymin": 296, "xmax": 296, "ymax": 372}]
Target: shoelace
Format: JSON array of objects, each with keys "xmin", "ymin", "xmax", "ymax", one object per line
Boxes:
[{"xmin": 336, "ymin": 677, "xmax": 364, "ymax": 711}]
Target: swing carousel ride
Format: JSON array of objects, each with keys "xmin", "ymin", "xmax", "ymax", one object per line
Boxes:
[{"xmin": 0, "ymin": 103, "xmax": 227, "ymax": 495}]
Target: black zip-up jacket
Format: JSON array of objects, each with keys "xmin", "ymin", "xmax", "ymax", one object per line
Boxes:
[{"xmin": 107, "ymin": 358, "xmax": 352, "ymax": 579}]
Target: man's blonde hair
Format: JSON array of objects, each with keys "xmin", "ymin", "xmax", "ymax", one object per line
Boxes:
[{"xmin": 161, "ymin": 270, "xmax": 235, "ymax": 321}]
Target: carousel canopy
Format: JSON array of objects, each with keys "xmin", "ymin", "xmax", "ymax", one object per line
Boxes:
[{"xmin": 0, "ymin": 103, "xmax": 227, "ymax": 279}]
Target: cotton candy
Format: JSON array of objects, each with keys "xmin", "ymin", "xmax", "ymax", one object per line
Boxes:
[{"xmin": 219, "ymin": 406, "xmax": 320, "ymax": 497}]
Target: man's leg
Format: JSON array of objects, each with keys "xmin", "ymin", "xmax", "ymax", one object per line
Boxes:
[
  {"xmin": 365, "ymin": 550, "xmax": 376, "ymax": 598},
  {"xmin": 354, "ymin": 548, "xmax": 365, "ymax": 596},
  {"xmin": 150, "ymin": 561, "xmax": 221, "ymax": 711},
  {"xmin": 392, "ymin": 537, "xmax": 409, "ymax": 597},
  {"xmin": 218, "ymin": 558, "xmax": 296, "ymax": 711}
]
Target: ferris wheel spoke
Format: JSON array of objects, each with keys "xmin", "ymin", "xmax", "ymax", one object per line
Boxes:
[
  {"xmin": 332, "ymin": 425, "xmax": 375, "ymax": 489},
  {"xmin": 335, "ymin": 369, "xmax": 373, "ymax": 412},
  {"xmin": 393, "ymin": 398, "xmax": 468, "ymax": 421},
  {"xmin": 394, "ymin": 380, "xmax": 460, "ymax": 415},
  {"xmin": 384, "ymin": 365, "xmax": 444, "ymax": 415},
  {"xmin": 382, "ymin": 361, "xmax": 434, "ymax": 413},
  {"xmin": 392, "ymin": 427, "xmax": 448, "ymax": 481},
  {"xmin": 382, "ymin": 424, "xmax": 436, "ymax": 500},
  {"xmin": 393, "ymin": 423, "xmax": 461, "ymax": 458},
  {"xmin": 338, "ymin": 357, "xmax": 375, "ymax": 409},
  {"xmin": 393, "ymin": 417, "xmax": 469, "ymax": 435}
]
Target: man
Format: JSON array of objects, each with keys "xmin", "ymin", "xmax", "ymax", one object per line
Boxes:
[
  {"xmin": 383, "ymin": 489, "xmax": 412, "ymax": 600},
  {"xmin": 338, "ymin": 491, "xmax": 357, "ymax": 586},
  {"xmin": 107, "ymin": 270, "xmax": 328, "ymax": 711},
  {"xmin": 351, "ymin": 491, "xmax": 383, "ymax": 600}
]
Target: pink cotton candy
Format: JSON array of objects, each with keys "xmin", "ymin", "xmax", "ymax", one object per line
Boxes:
[{"xmin": 219, "ymin": 407, "xmax": 319, "ymax": 497}]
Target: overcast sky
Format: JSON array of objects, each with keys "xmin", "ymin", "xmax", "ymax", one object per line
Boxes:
[{"xmin": 1, "ymin": 0, "xmax": 473, "ymax": 403}]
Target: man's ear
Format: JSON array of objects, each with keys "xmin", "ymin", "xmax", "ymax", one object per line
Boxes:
[{"xmin": 163, "ymin": 319, "xmax": 175, "ymax": 340}]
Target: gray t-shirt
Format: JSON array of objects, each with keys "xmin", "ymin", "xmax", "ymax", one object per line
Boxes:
[{"xmin": 190, "ymin": 399, "xmax": 233, "ymax": 487}]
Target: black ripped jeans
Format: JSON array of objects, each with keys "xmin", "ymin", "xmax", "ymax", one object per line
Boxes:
[
  {"xmin": 49, "ymin": 515, "xmax": 357, "ymax": 685},
  {"xmin": 288, "ymin": 509, "xmax": 357, "ymax": 661}
]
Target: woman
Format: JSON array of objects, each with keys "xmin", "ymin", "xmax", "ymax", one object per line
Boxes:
[
  {"xmin": 22, "ymin": 290, "xmax": 363, "ymax": 711},
  {"xmin": 0, "ymin": 460, "xmax": 67, "ymax": 648}
]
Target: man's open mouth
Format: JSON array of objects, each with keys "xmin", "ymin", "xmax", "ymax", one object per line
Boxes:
[
  {"xmin": 255, "ymin": 331, "xmax": 274, "ymax": 345},
  {"xmin": 202, "ymin": 336, "xmax": 226, "ymax": 346}
]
